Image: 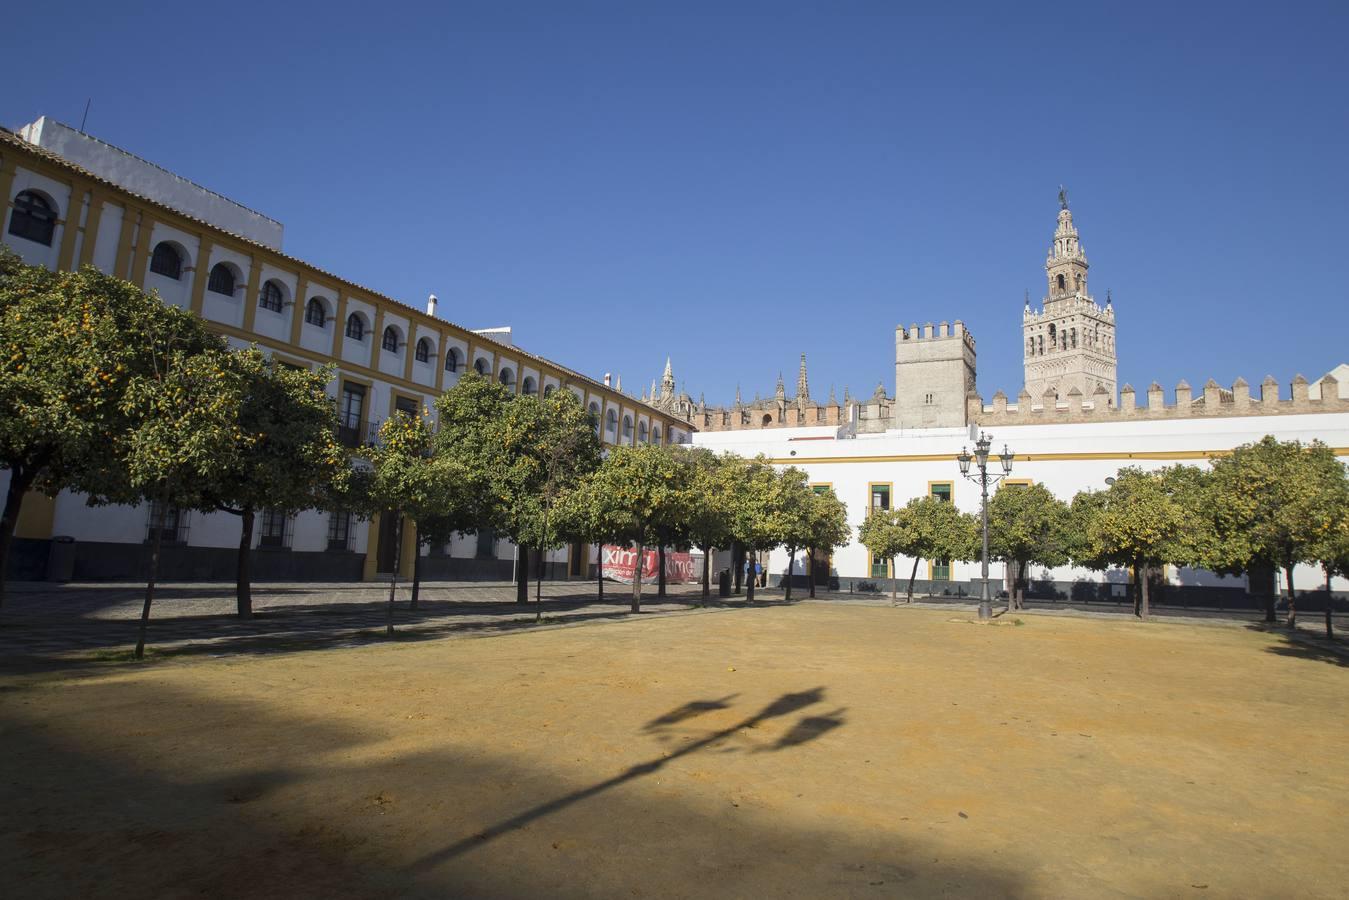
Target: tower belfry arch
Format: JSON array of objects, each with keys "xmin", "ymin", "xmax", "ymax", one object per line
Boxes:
[{"xmin": 1022, "ymin": 193, "xmax": 1118, "ymax": 405}]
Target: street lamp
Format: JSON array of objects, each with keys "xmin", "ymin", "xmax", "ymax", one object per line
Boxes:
[{"xmin": 957, "ymin": 432, "xmax": 1013, "ymax": 621}]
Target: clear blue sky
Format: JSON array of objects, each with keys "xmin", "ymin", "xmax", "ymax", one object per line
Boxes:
[{"xmin": 8, "ymin": 2, "xmax": 1347, "ymax": 404}]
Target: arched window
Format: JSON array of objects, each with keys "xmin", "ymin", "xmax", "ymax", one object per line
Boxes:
[
  {"xmin": 762, "ymin": 413, "xmax": 773, "ymax": 426},
  {"xmin": 589, "ymin": 402, "xmax": 601, "ymax": 435},
  {"xmin": 1027, "ymin": 337, "xmax": 1034, "ymax": 356},
  {"xmin": 149, "ymin": 242, "xmax": 182, "ymax": 279},
  {"xmin": 1048, "ymin": 324, "xmax": 1056, "ymax": 346},
  {"xmin": 638, "ymin": 420, "xmax": 649, "ymax": 443},
  {"xmin": 521, "ymin": 376, "xmax": 537, "ymax": 396},
  {"xmin": 622, "ymin": 415, "xmax": 633, "ymax": 440},
  {"xmin": 543, "ymin": 384, "xmax": 555, "ymax": 397},
  {"xmin": 414, "ymin": 338, "xmax": 431, "ymax": 363},
  {"xmin": 474, "ymin": 358, "xmax": 488, "ymax": 375},
  {"xmin": 382, "ymin": 326, "xmax": 399, "ymax": 352},
  {"xmin": 498, "ymin": 367, "xmax": 515, "ymax": 388},
  {"xmin": 1037, "ymin": 335, "xmax": 1043, "ymax": 355},
  {"xmin": 304, "ymin": 297, "xmax": 327, "ymax": 327},
  {"xmin": 652, "ymin": 424, "xmax": 662, "ymax": 444},
  {"xmin": 444, "ymin": 347, "xmax": 460, "ymax": 372},
  {"xmin": 605, "ymin": 409, "xmax": 617, "ymax": 435},
  {"xmin": 1070, "ymin": 328, "xmax": 1077, "ymax": 349},
  {"xmin": 7, "ymin": 191, "xmax": 57, "ymax": 245},
  {"xmin": 207, "ymin": 263, "xmax": 236, "ymax": 296},
  {"xmin": 258, "ymin": 280, "xmax": 284, "ymax": 312},
  {"xmin": 1056, "ymin": 274, "xmax": 1065, "ymax": 291},
  {"xmin": 345, "ymin": 313, "xmax": 365, "ymax": 341}
]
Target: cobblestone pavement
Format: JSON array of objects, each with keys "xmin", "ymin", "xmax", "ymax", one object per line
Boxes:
[{"xmin": 0, "ymin": 580, "xmax": 735, "ymax": 664}]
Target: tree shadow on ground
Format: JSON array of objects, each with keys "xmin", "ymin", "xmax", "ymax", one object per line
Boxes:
[
  {"xmin": 0, "ymin": 679, "xmax": 1029, "ymax": 899},
  {"xmin": 1248, "ymin": 624, "xmax": 1349, "ymax": 668}
]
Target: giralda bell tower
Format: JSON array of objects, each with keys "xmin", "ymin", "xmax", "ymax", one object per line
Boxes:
[{"xmin": 1022, "ymin": 190, "xmax": 1118, "ymax": 405}]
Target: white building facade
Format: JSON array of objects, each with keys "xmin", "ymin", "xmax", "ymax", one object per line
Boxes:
[{"xmin": 1, "ymin": 118, "xmax": 690, "ymax": 583}]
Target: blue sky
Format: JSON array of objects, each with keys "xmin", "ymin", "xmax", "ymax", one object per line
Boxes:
[{"xmin": 7, "ymin": 2, "xmax": 1347, "ymax": 404}]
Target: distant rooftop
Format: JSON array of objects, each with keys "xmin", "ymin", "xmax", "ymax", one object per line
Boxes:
[{"xmin": 16, "ymin": 117, "xmax": 284, "ymax": 251}]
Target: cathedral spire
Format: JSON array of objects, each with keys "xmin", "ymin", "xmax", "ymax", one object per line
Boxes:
[
  {"xmin": 775, "ymin": 373, "xmax": 786, "ymax": 400},
  {"xmin": 827, "ymin": 384, "xmax": 837, "ymax": 406},
  {"xmin": 796, "ymin": 353, "xmax": 810, "ymax": 401},
  {"xmin": 734, "ymin": 384, "xmax": 742, "ymax": 408},
  {"xmin": 660, "ymin": 357, "xmax": 675, "ymax": 399}
]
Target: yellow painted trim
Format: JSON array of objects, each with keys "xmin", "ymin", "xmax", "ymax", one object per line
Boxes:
[
  {"xmin": 866, "ymin": 481, "xmax": 893, "ymax": 511},
  {"xmin": 287, "ymin": 275, "xmax": 309, "ymax": 347},
  {"xmin": 128, "ymin": 212, "xmax": 156, "ymax": 286},
  {"xmin": 401, "ymin": 328, "xmax": 417, "ymax": 383},
  {"xmin": 188, "ymin": 236, "xmax": 214, "ymax": 315},
  {"xmin": 112, "ymin": 205, "xmax": 136, "ymax": 279},
  {"xmin": 78, "ymin": 191, "xmax": 104, "ymax": 268},
  {"xmin": 240, "ymin": 255, "xmax": 263, "ymax": 333},
  {"xmin": 388, "ymin": 390, "xmax": 426, "ymax": 419},
  {"xmin": 14, "ymin": 492, "xmax": 56, "ymax": 539},
  {"xmin": 0, "ymin": 157, "xmax": 17, "ymax": 221},
  {"xmin": 370, "ymin": 306, "xmax": 386, "ymax": 371},
  {"xmin": 768, "ymin": 448, "xmax": 1349, "ymax": 465},
  {"xmin": 56, "ymin": 183, "xmax": 85, "ymax": 271},
  {"xmin": 330, "ymin": 293, "xmax": 349, "ymax": 357},
  {"xmin": 362, "ymin": 512, "xmax": 380, "ymax": 581},
  {"xmin": 927, "ymin": 480, "xmax": 954, "ymax": 501}
]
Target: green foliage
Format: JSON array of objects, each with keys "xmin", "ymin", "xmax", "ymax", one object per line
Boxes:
[
  {"xmin": 676, "ymin": 446, "xmax": 737, "ymax": 553},
  {"xmin": 806, "ymin": 488, "xmax": 851, "ymax": 559},
  {"xmin": 988, "ymin": 482, "xmax": 1070, "ymax": 605}
]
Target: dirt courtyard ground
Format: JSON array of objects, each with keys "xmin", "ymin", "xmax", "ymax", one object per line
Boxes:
[{"xmin": 2, "ymin": 602, "xmax": 1346, "ymax": 899}]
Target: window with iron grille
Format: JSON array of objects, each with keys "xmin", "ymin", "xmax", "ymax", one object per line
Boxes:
[
  {"xmin": 258, "ymin": 280, "xmax": 284, "ymax": 312},
  {"xmin": 149, "ymin": 242, "xmax": 182, "ymax": 279},
  {"xmin": 327, "ymin": 511, "xmax": 353, "ymax": 551},
  {"xmin": 444, "ymin": 348, "xmax": 459, "ymax": 372},
  {"xmin": 382, "ymin": 327, "xmax": 399, "ymax": 352},
  {"xmin": 259, "ymin": 508, "xmax": 289, "ymax": 548},
  {"xmin": 345, "ymin": 313, "xmax": 365, "ymax": 340},
  {"xmin": 304, "ymin": 297, "xmax": 327, "ymax": 327},
  {"xmin": 207, "ymin": 263, "xmax": 236, "ymax": 295},
  {"xmin": 7, "ymin": 191, "xmax": 57, "ymax": 245},
  {"xmin": 145, "ymin": 501, "xmax": 188, "ymax": 544},
  {"xmin": 474, "ymin": 358, "xmax": 488, "ymax": 375},
  {"xmin": 338, "ymin": 381, "xmax": 365, "ymax": 446},
  {"xmin": 415, "ymin": 338, "xmax": 431, "ymax": 363}
]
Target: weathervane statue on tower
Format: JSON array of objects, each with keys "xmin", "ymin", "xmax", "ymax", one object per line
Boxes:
[{"xmin": 1058, "ymin": 185, "xmax": 1069, "ymax": 210}]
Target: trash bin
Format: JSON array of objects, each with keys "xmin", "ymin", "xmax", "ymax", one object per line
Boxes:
[
  {"xmin": 718, "ymin": 569, "xmax": 731, "ymax": 598},
  {"xmin": 46, "ymin": 535, "xmax": 75, "ymax": 583}
]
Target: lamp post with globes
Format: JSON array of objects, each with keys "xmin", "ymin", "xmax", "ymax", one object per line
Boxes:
[{"xmin": 957, "ymin": 432, "xmax": 1014, "ymax": 621}]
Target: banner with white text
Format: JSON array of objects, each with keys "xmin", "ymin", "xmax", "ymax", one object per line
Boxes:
[{"xmin": 601, "ymin": 545, "xmax": 695, "ymax": 584}]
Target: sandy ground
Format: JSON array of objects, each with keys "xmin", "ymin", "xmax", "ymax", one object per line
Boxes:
[{"xmin": 2, "ymin": 602, "xmax": 1346, "ymax": 899}]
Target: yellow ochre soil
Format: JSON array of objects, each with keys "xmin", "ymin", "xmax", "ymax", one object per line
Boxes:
[{"xmin": 2, "ymin": 604, "xmax": 1345, "ymax": 898}]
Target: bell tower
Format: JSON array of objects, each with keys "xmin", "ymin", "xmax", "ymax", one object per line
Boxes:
[{"xmin": 1022, "ymin": 190, "xmax": 1117, "ymax": 405}]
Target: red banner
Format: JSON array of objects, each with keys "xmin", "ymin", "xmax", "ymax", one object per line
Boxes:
[{"xmin": 602, "ymin": 545, "xmax": 694, "ymax": 584}]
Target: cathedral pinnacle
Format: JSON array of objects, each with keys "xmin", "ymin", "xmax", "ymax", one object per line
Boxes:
[
  {"xmin": 660, "ymin": 356, "xmax": 675, "ymax": 399},
  {"xmin": 775, "ymin": 373, "xmax": 786, "ymax": 400},
  {"xmin": 796, "ymin": 353, "xmax": 810, "ymax": 401}
]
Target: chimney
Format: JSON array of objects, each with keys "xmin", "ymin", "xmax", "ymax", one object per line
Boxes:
[
  {"xmin": 604, "ymin": 373, "xmax": 612, "ymax": 387},
  {"xmin": 426, "ymin": 293, "xmax": 438, "ymax": 317}
]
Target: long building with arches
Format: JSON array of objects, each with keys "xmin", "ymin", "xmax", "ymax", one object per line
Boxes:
[{"xmin": 0, "ymin": 117, "xmax": 691, "ymax": 583}]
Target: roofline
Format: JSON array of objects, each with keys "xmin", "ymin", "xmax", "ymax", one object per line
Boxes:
[{"xmin": 0, "ymin": 126, "xmax": 676, "ymax": 422}]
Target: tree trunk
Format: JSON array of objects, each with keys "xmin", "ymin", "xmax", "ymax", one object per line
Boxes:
[
  {"xmin": 136, "ymin": 487, "xmax": 169, "ymax": 660},
  {"xmin": 631, "ymin": 540, "xmax": 644, "ymax": 613},
  {"xmin": 1137, "ymin": 561, "xmax": 1151, "ymax": 621},
  {"xmin": 891, "ymin": 557, "xmax": 898, "ymax": 602},
  {"xmin": 597, "ymin": 542, "xmax": 604, "ymax": 602},
  {"xmin": 808, "ymin": 545, "xmax": 817, "ymax": 599},
  {"xmin": 386, "ymin": 512, "xmax": 402, "ymax": 637},
  {"xmin": 784, "ymin": 548, "xmax": 794, "ymax": 603},
  {"xmin": 536, "ymin": 546, "xmax": 544, "ymax": 623},
  {"xmin": 1325, "ymin": 567, "xmax": 1335, "ymax": 640},
  {"xmin": 235, "ymin": 506, "xmax": 254, "ymax": 619},
  {"xmin": 410, "ymin": 522, "xmax": 422, "ymax": 610},
  {"xmin": 1284, "ymin": 565, "xmax": 1297, "ymax": 629},
  {"xmin": 745, "ymin": 547, "xmax": 756, "ymax": 603},
  {"xmin": 733, "ymin": 542, "xmax": 743, "ymax": 594},
  {"xmin": 0, "ymin": 463, "xmax": 37, "ymax": 609},
  {"xmin": 515, "ymin": 545, "xmax": 530, "ymax": 603},
  {"xmin": 701, "ymin": 545, "xmax": 710, "ymax": 606},
  {"xmin": 1016, "ymin": 560, "xmax": 1027, "ymax": 612},
  {"xmin": 657, "ymin": 544, "xmax": 667, "ymax": 597},
  {"xmin": 906, "ymin": 557, "xmax": 920, "ymax": 603}
]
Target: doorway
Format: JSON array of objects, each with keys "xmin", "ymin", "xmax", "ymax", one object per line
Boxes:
[{"xmin": 376, "ymin": 510, "xmax": 399, "ymax": 574}]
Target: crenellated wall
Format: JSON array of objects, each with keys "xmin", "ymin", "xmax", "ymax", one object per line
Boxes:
[{"xmin": 968, "ymin": 374, "xmax": 1346, "ymax": 424}]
